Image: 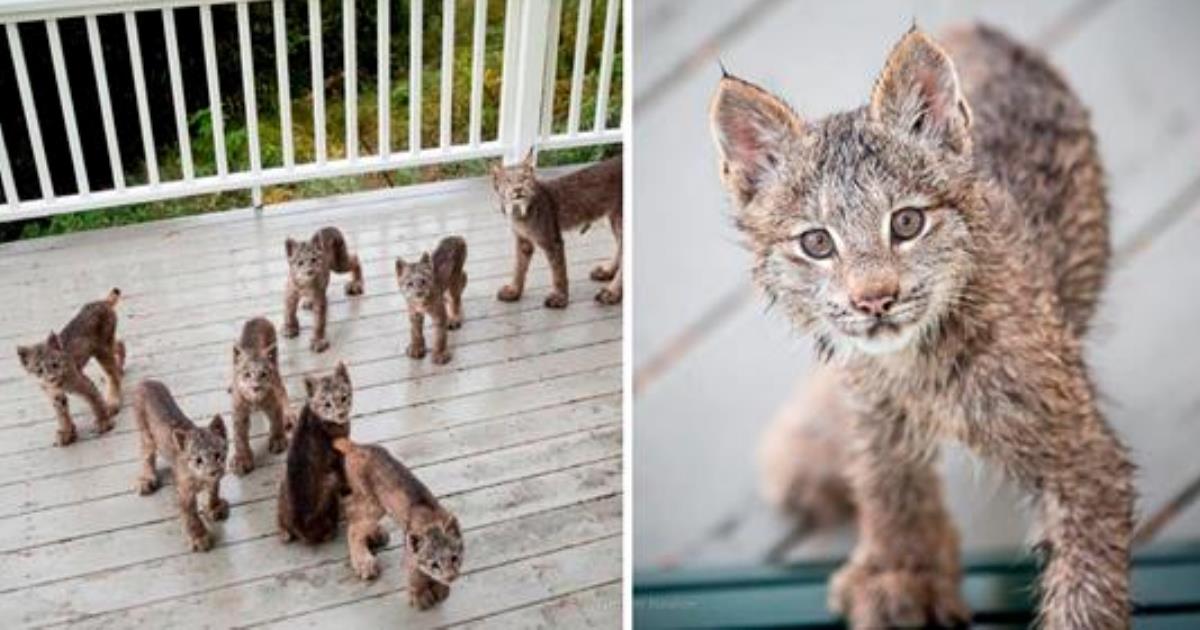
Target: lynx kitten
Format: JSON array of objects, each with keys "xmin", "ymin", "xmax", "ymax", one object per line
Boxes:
[{"xmin": 711, "ymin": 25, "xmax": 1131, "ymax": 629}]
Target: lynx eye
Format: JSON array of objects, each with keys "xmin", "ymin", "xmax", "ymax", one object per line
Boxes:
[
  {"xmin": 891, "ymin": 207, "xmax": 926, "ymax": 241},
  {"xmin": 797, "ymin": 229, "xmax": 835, "ymax": 259}
]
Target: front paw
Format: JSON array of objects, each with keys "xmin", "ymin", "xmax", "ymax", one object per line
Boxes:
[
  {"xmin": 345, "ymin": 281, "xmax": 364, "ymax": 296},
  {"xmin": 189, "ymin": 527, "xmax": 214, "ymax": 552},
  {"xmin": 310, "ymin": 337, "xmax": 330, "ymax": 353},
  {"xmin": 595, "ymin": 287, "xmax": 622, "ymax": 305},
  {"xmin": 407, "ymin": 343, "xmax": 427, "ymax": 360},
  {"xmin": 208, "ymin": 498, "xmax": 230, "ymax": 521},
  {"xmin": 590, "ymin": 265, "xmax": 616, "ymax": 282},
  {"xmin": 829, "ymin": 561, "xmax": 969, "ymax": 629},
  {"xmin": 282, "ymin": 323, "xmax": 300, "ymax": 339},
  {"xmin": 55, "ymin": 426, "xmax": 78, "ymax": 447},
  {"xmin": 230, "ymin": 451, "xmax": 255, "ymax": 476},
  {"xmin": 353, "ymin": 554, "xmax": 381, "ymax": 581},
  {"xmin": 95, "ymin": 415, "xmax": 116, "ymax": 435},
  {"xmin": 543, "ymin": 292, "xmax": 568, "ymax": 309},
  {"xmin": 497, "ymin": 285, "xmax": 522, "ymax": 302},
  {"xmin": 136, "ymin": 475, "xmax": 159, "ymax": 495},
  {"xmin": 267, "ymin": 433, "xmax": 288, "ymax": 454},
  {"xmin": 410, "ymin": 579, "xmax": 450, "ymax": 610},
  {"xmin": 431, "ymin": 351, "xmax": 452, "ymax": 365}
]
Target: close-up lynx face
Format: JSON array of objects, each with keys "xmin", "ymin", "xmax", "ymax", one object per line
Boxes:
[
  {"xmin": 16, "ymin": 333, "xmax": 72, "ymax": 388},
  {"xmin": 233, "ymin": 345, "xmax": 277, "ymax": 402},
  {"xmin": 490, "ymin": 157, "xmax": 537, "ymax": 217},
  {"xmin": 395, "ymin": 253, "xmax": 436, "ymax": 301},
  {"xmin": 712, "ymin": 32, "xmax": 978, "ymax": 357},
  {"xmin": 304, "ymin": 361, "xmax": 353, "ymax": 425},
  {"xmin": 408, "ymin": 517, "xmax": 464, "ymax": 585},
  {"xmin": 285, "ymin": 236, "xmax": 327, "ymax": 286},
  {"xmin": 176, "ymin": 416, "xmax": 228, "ymax": 482}
]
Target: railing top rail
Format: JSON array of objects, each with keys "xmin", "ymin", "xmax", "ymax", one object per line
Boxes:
[{"xmin": 0, "ymin": 0, "xmax": 231, "ymax": 22}]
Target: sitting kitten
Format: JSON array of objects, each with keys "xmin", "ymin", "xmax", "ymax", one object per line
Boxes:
[
  {"xmin": 710, "ymin": 26, "xmax": 1131, "ymax": 628},
  {"xmin": 282, "ymin": 227, "xmax": 365, "ymax": 353},
  {"xmin": 16, "ymin": 287, "xmax": 126, "ymax": 446},
  {"xmin": 229, "ymin": 317, "xmax": 292, "ymax": 476},
  {"xmin": 491, "ymin": 153, "xmax": 623, "ymax": 307},
  {"xmin": 333, "ymin": 436, "xmax": 463, "ymax": 610},
  {"xmin": 277, "ymin": 361, "xmax": 353, "ymax": 545},
  {"xmin": 132, "ymin": 379, "xmax": 229, "ymax": 552},
  {"xmin": 395, "ymin": 236, "xmax": 468, "ymax": 365}
]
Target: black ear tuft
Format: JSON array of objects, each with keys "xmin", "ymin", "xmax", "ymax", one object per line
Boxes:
[
  {"xmin": 870, "ymin": 29, "xmax": 971, "ymax": 153},
  {"xmin": 209, "ymin": 414, "xmax": 227, "ymax": 441}
]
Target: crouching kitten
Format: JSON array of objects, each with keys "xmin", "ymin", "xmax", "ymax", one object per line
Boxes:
[{"xmin": 333, "ymin": 436, "xmax": 463, "ymax": 610}]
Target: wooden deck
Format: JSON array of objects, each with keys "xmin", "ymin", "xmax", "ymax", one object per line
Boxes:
[
  {"xmin": 634, "ymin": 0, "xmax": 1200, "ymax": 570},
  {"xmin": 0, "ymin": 174, "xmax": 623, "ymax": 628}
]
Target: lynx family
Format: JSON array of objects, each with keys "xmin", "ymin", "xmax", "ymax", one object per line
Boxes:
[{"xmin": 710, "ymin": 25, "xmax": 1131, "ymax": 629}]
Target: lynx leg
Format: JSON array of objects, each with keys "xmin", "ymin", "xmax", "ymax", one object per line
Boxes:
[
  {"xmin": 829, "ymin": 405, "xmax": 968, "ymax": 629},
  {"xmin": 591, "ymin": 212, "xmax": 622, "ymax": 283},
  {"xmin": 344, "ymin": 254, "xmax": 365, "ymax": 296},
  {"xmin": 94, "ymin": 348, "xmax": 123, "ymax": 415},
  {"xmin": 407, "ymin": 311, "xmax": 427, "ymax": 359},
  {"xmin": 310, "ymin": 293, "xmax": 330, "ymax": 353},
  {"xmin": 430, "ymin": 311, "xmax": 451, "ymax": 365},
  {"xmin": 114, "ymin": 339, "xmax": 127, "ymax": 372},
  {"xmin": 446, "ymin": 272, "xmax": 467, "ymax": 330},
  {"xmin": 176, "ymin": 481, "xmax": 212, "ymax": 552},
  {"xmin": 264, "ymin": 393, "xmax": 289, "ymax": 454},
  {"xmin": 49, "ymin": 391, "xmax": 78, "ymax": 447},
  {"xmin": 497, "ymin": 236, "xmax": 534, "ymax": 302},
  {"xmin": 69, "ymin": 371, "xmax": 113, "ymax": 435},
  {"xmin": 542, "ymin": 237, "xmax": 569, "ymax": 309},
  {"xmin": 206, "ymin": 480, "xmax": 230, "ymax": 521},
  {"xmin": 133, "ymin": 402, "xmax": 158, "ymax": 493},
  {"xmin": 596, "ymin": 215, "xmax": 623, "ymax": 304},
  {"xmin": 346, "ymin": 498, "xmax": 383, "ymax": 580},
  {"xmin": 283, "ymin": 283, "xmax": 301, "ymax": 338},
  {"xmin": 230, "ymin": 399, "xmax": 255, "ymax": 476}
]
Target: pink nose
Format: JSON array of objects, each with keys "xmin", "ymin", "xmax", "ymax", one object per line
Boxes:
[{"xmin": 851, "ymin": 291, "xmax": 897, "ymax": 317}]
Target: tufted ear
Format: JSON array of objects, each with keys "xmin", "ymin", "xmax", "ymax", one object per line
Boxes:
[
  {"xmin": 870, "ymin": 28, "xmax": 972, "ymax": 153},
  {"xmin": 395, "ymin": 258, "xmax": 406, "ymax": 278},
  {"xmin": 209, "ymin": 414, "xmax": 227, "ymax": 441},
  {"xmin": 310, "ymin": 233, "xmax": 324, "ymax": 251},
  {"xmin": 419, "ymin": 252, "xmax": 431, "ymax": 265},
  {"xmin": 232, "ymin": 344, "xmax": 244, "ymax": 364},
  {"xmin": 172, "ymin": 428, "xmax": 188, "ymax": 452},
  {"xmin": 264, "ymin": 344, "xmax": 278, "ymax": 365},
  {"xmin": 17, "ymin": 346, "xmax": 31, "ymax": 369},
  {"xmin": 46, "ymin": 332, "xmax": 62, "ymax": 351},
  {"xmin": 285, "ymin": 238, "xmax": 298, "ymax": 257},
  {"xmin": 443, "ymin": 515, "xmax": 461, "ymax": 539},
  {"xmin": 521, "ymin": 147, "xmax": 535, "ymax": 167},
  {"xmin": 710, "ymin": 74, "xmax": 808, "ymax": 207},
  {"xmin": 334, "ymin": 360, "xmax": 350, "ymax": 385},
  {"xmin": 304, "ymin": 375, "xmax": 317, "ymax": 398}
]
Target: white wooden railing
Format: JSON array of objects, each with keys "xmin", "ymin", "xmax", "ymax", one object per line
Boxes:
[{"xmin": 0, "ymin": 0, "xmax": 623, "ymax": 221}]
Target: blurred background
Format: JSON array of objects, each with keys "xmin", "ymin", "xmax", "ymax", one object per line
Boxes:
[{"xmin": 633, "ymin": 0, "xmax": 1200, "ymax": 573}]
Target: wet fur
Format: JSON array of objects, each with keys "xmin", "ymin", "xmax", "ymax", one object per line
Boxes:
[
  {"xmin": 132, "ymin": 380, "xmax": 229, "ymax": 552},
  {"xmin": 334, "ymin": 437, "xmax": 463, "ymax": 610},
  {"xmin": 491, "ymin": 154, "xmax": 623, "ymax": 307},
  {"xmin": 283, "ymin": 226, "xmax": 365, "ymax": 353},
  {"xmin": 229, "ymin": 317, "xmax": 292, "ymax": 476},
  {"xmin": 714, "ymin": 25, "xmax": 1130, "ymax": 629},
  {"xmin": 395, "ymin": 236, "xmax": 469, "ymax": 365},
  {"xmin": 16, "ymin": 288, "xmax": 125, "ymax": 446}
]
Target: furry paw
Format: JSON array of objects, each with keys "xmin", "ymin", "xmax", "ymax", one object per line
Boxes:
[
  {"xmin": 267, "ymin": 433, "xmax": 288, "ymax": 454},
  {"xmin": 543, "ymin": 292, "xmax": 569, "ymax": 309},
  {"xmin": 345, "ymin": 281, "xmax": 364, "ymax": 296},
  {"xmin": 829, "ymin": 561, "xmax": 969, "ymax": 629},
  {"xmin": 353, "ymin": 554, "xmax": 381, "ymax": 581},
  {"xmin": 136, "ymin": 475, "xmax": 159, "ymax": 495},
  {"xmin": 208, "ymin": 498, "xmax": 231, "ymax": 521},
  {"xmin": 407, "ymin": 343, "xmax": 427, "ymax": 360},
  {"xmin": 282, "ymin": 323, "xmax": 300, "ymax": 339},
  {"xmin": 55, "ymin": 426, "xmax": 78, "ymax": 447},
  {"xmin": 431, "ymin": 351, "xmax": 452, "ymax": 365},
  {"xmin": 590, "ymin": 265, "xmax": 616, "ymax": 282},
  {"xmin": 595, "ymin": 287, "xmax": 622, "ymax": 305},
  {"xmin": 409, "ymin": 580, "xmax": 450, "ymax": 610},
  {"xmin": 95, "ymin": 416, "xmax": 116, "ymax": 435},
  {"xmin": 189, "ymin": 529, "xmax": 214, "ymax": 553},
  {"xmin": 230, "ymin": 451, "xmax": 255, "ymax": 476},
  {"xmin": 310, "ymin": 337, "xmax": 330, "ymax": 353},
  {"xmin": 447, "ymin": 317, "xmax": 463, "ymax": 331},
  {"xmin": 367, "ymin": 528, "xmax": 391, "ymax": 550},
  {"xmin": 497, "ymin": 285, "xmax": 522, "ymax": 302}
]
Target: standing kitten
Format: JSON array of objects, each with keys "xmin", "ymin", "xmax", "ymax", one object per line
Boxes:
[
  {"xmin": 277, "ymin": 361, "xmax": 353, "ymax": 545},
  {"xmin": 132, "ymin": 380, "xmax": 229, "ymax": 552},
  {"xmin": 395, "ymin": 236, "xmax": 468, "ymax": 365},
  {"xmin": 491, "ymin": 153, "xmax": 623, "ymax": 307},
  {"xmin": 333, "ymin": 436, "xmax": 463, "ymax": 610},
  {"xmin": 16, "ymin": 287, "xmax": 126, "ymax": 446},
  {"xmin": 710, "ymin": 26, "xmax": 1131, "ymax": 629},
  {"xmin": 229, "ymin": 317, "xmax": 291, "ymax": 476},
  {"xmin": 282, "ymin": 227, "xmax": 365, "ymax": 353}
]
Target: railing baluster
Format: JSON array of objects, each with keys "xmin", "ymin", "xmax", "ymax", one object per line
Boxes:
[
  {"xmin": 467, "ymin": 0, "xmax": 486, "ymax": 147},
  {"xmin": 309, "ymin": 0, "xmax": 326, "ymax": 164},
  {"xmin": 237, "ymin": 1, "xmax": 261, "ymax": 178},
  {"xmin": 439, "ymin": 0, "xmax": 454, "ymax": 148},
  {"xmin": 377, "ymin": 0, "xmax": 390, "ymax": 158},
  {"xmin": 343, "ymin": 0, "xmax": 357, "ymax": 160},
  {"xmin": 273, "ymin": 0, "xmax": 294, "ymax": 168},
  {"xmin": 161, "ymin": 8, "xmax": 193, "ymax": 181},
  {"xmin": 496, "ymin": 0, "xmax": 518, "ymax": 148},
  {"xmin": 539, "ymin": 0, "xmax": 562, "ymax": 139},
  {"xmin": 124, "ymin": 12, "xmax": 159, "ymax": 185},
  {"xmin": 86, "ymin": 16, "xmax": 125, "ymax": 191},
  {"xmin": 47, "ymin": 19, "xmax": 90, "ymax": 194},
  {"xmin": 501, "ymin": 0, "xmax": 550, "ymax": 164},
  {"xmin": 594, "ymin": 0, "xmax": 618, "ymax": 132},
  {"xmin": 0, "ymin": 123, "xmax": 17, "ymax": 207},
  {"xmin": 200, "ymin": 5, "xmax": 228, "ymax": 177},
  {"xmin": 566, "ymin": 0, "xmax": 591, "ymax": 136},
  {"xmin": 409, "ymin": 0, "xmax": 423, "ymax": 154},
  {"xmin": 6, "ymin": 24, "xmax": 54, "ymax": 200}
]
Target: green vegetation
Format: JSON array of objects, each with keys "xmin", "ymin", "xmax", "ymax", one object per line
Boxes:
[{"xmin": 12, "ymin": 0, "xmax": 622, "ymax": 241}]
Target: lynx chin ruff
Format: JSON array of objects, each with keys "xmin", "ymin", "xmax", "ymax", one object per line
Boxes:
[{"xmin": 711, "ymin": 25, "xmax": 1132, "ymax": 629}]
